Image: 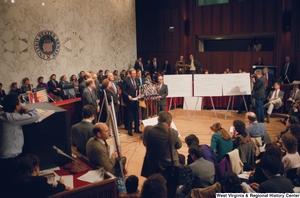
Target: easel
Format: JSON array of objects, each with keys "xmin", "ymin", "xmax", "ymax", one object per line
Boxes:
[
  {"xmin": 193, "ymin": 96, "xmax": 218, "ymax": 120},
  {"xmin": 168, "ymin": 97, "xmax": 192, "ymax": 120},
  {"xmin": 224, "ymin": 95, "xmax": 248, "ymax": 119},
  {"xmin": 99, "ymin": 90, "xmax": 125, "ymax": 179}
]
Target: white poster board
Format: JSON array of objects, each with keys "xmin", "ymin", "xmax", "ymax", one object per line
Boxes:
[
  {"xmin": 164, "ymin": 75, "xmax": 193, "ymax": 98},
  {"xmin": 142, "ymin": 117, "xmax": 180, "ymax": 137},
  {"xmin": 194, "ymin": 74, "xmax": 223, "ymax": 97},
  {"xmin": 222, "ymin": 73, "xmax": 251, "ymax": 96}
]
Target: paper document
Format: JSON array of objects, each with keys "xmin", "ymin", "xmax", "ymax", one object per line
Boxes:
[
  {"xmin": 109, "ymin": 144, "xmax": 115, "ymax": 159},
  {"xmin": 238, "ymin": 171, "xmax": 250, "ymax": 180},
  {"xmin": 35, "ymin": 108, "xmax": 55, "ymax": 122},
  {"xmin": 53, "ymin": 173, "xmax": 74, "ymax": 189},
  {"xmin": 142, "ymin": 117, "xmax": 180, "ymax": 137},
  {"xmin": 77, "ymin": 168, "xmax": 105, "ymax": 183}
]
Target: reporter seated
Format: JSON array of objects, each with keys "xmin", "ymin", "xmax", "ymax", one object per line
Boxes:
[
  {"xmin": 264, "ymin": 82, "xmax": 284, "ymax": 123},
  {"xmin": 176, "ymin": 145, "xmax": 215, "ymax": 197},
  {"xmin": 16, "ymin": 154, "xmax": 67, "ymax": 198},
  {"xmin": 141, "ymin": 174, "xmax": 167, "ymax": 198},
  {"xmin": 281, "ymin": 133, "xmax": 300, "ymax": 174},
  {"xmin": 220, "ymin": 172, "xmax": 244, "ymax": 193}
]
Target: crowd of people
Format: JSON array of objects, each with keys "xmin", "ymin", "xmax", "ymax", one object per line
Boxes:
[{"xmin": 0, "ymin": 54, "xmax": 299, "ymax": 197}]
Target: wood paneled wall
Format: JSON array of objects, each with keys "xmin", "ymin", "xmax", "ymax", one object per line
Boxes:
[{"xmin": 136, "ymin": 0, "xmax": 300, "ymax": 78}]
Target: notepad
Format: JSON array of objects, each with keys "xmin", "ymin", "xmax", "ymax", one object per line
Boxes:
[{"xmin": 35, "ymin": 108, "xmax": 55, "ymax": 122}]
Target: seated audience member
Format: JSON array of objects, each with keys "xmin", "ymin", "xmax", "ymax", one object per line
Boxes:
[
  {"xmin": 245, "ymin": 112, "xmax": 270, "ymax": 142},
  {"xmin": 21, "ymin": 77, "xmax": 33, "ymax": 94},
  {"xmin": 210, "ymin": 123, "xmax": 233, "ymax": 162},
  {"xmin": 257, "ymin": 156, "xmax": 293, "ymax": 193},
  {"xmin": 119, "ymin": 175, "xmax": 141, "ymax": 197},
  {"xmin": 220, "ymin": 172, "xmax": 243, "ymax": 193},
  {"xmin": 58, "ymin": 75, "xmax": 68, "ymax": 89},
  {"xmin": 281, "ymin": 133, "xmax": 300, "ymax": 173},
  {"xmin": 264, "ymin": 82, "xmax": 284, "ymax": 123},
  {"xmin": 224, "ymin": 67, "xmax": 232, "ymax": 74},
  {"xmin": 71, "ymin": 105, "xmax": 95, "ymax": 156},
  {"xmin": 9, "ymin": 82, "xmax": 22, "ymax": 96},
  {"xmin": 70, "ymin": 74, "xmax": 79, "ymax": 92},
  {"xmin": 232, "ymin": 120, "xmax": 251, "ymax": 148},
  {"xmin": 249, "ymin": 142, "xmax": 283, "ymax": 184},
  {"xmin": 47, "ymin": 74, "xmax": 61, "ymax": 97},
  {"xmin": 177, "ymin": 145, "xmax": 215, "ymax": 197},
  {"xmin": 290, "ymin": 124, "xmax": 300, "ymax": 154},
  {"xmin": 17, "ymin": 154, "xmax": 67, "ymax": 198},
  {"xmin": 0, "ymin": 83, "xmax": 6, "ymax": 98},
  {"xmin": 232, "ymin": 120, "xmax": 255, "ymax": 170},
  {"xmin": 141, "ymin": 174, "xmax": 167, "ymax": 198},
  {"xmin": 204, "ymin": 69, "xmax": 209, "ymax": 74},
  {"xmin": 86, "ymin": 122, "xmax": 120, "ymax": 175},
  {"xmin": 185, "ymin": 134, "xmax": 217, "ymax": 165},
  {"xmin": 238, "ymin": 68, "xmax": 244, "ymax": 73},
  {"xmin": 287, "ymin": 84, "xmax": 300, "ymax": 114},
  {"xmin": 36, "ymin": 76, "xmax": 49, "ymax": 91},
  {"xmin": 0, "ymin": 94, "xmax": 40, "ymax": 197},
  {"xmin": 280, "ymin": 116, "xmax": 299, "ymax": 138}
]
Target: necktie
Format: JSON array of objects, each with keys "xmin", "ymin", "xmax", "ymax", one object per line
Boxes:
[
  {"xmin": 104, "ymin": 140, "xmax": 108, "ymax": 149},
  {"xmin": 285, "ymin": 63, "xmax": 289, "ymax": 75},
  {"xmin": 132, "ymin": 78, "xmax": 136, "ymax": 89},
  {"xmin": 265, "ymin": 74, "xmax": 268, "ymax": 87},
  {"xmin": 275, "ymin": 90, "xmax": 278, "ymax": 99},
  {"xmin": 154, "ymin": 63, "xmax": 156, "ymax": 71}
]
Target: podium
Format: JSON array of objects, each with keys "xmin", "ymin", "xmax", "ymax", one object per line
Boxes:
[{"xmin": 22, "ymin": 102, "xmax": 72, "ymax": 170}]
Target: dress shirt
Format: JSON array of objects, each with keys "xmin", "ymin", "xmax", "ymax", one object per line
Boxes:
[
  {"xmin": 190, "ymin": 60, "xmax": 196, "ymax": 71},
  {"xmin": 0, "ymin": 109, "xmax": 40, "ymax": 158}
]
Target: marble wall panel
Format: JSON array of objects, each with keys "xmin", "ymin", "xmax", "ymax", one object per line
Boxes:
[{"xmin": 0, "ymin": 0, "xmax": 137, "ymax": 91}]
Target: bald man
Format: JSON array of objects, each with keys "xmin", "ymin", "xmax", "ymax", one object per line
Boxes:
[
  {"xmin": 86, "ymin": 123, "xmax": 118, "ymax": 175},
  {"xmin": 245, "ymin": 112, "xmax": 270, "ymax": 143}
]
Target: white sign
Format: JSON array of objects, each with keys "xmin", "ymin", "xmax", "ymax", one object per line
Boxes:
[
  {"xmin": 194, "ymin": 74, "xmax": 223, "ymax": 96},
  {"xmin": 164, "ymin": 75, "xmax": 193, "ymax": 97},
  {"xmin": 222, "ymin": 73, "xmax": 251, "ymax": 96}
]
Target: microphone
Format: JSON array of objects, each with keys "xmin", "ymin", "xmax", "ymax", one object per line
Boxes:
[
  {"xmin": 52, "ymin": 145, "xmax": 88, "ymax": 174},
  {"xmin": 68, "ymin": 91, "xmax": 76, "ymax": 99},
  {"xmin": 47, "ymin": 94, "xmax": 56, "ymax": 103}
]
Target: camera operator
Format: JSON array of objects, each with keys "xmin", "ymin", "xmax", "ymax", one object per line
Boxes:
[{"xmin": 251, "ymin": 70, "xmax": 266, "ymax": 123}]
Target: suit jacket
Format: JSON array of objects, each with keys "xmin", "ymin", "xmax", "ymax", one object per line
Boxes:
[
  {"xmin": 158, "ymin": 84, "xmax": 168, "ymax": 106},
  {"xmin": 47, "ymin": 80, "xmax": 59, "ymax": 93},
  {"xmin": 134, "ymin": 61, "xmax": 144, "ymax": 71},
  {"xmin": 79, "ymin": 81, "xmax": 86, "ymax": 96},
  {"xmin": 121, "ymin": 77, "xmax": 140, "ymax": 104},
  {"xmin": 187, "ymin": 59, "xmax": 201, "ymax": 73},
  {"xmin": 82, "ymin": 87, "xmax": 98, "ymax": 109},
  {"xmin": 162, "ymin": 63, "xmax": 171, "ymax": 74},
  {"xmin": 141, "ymin": 123, "xmax": 182, "ymax": 177},
  {"xmin": 252, "ymin": 77, "xmax": 266, "ymax": 99},
  {"xmin": 289, "ymin": 89, "xmax": 300, "ymax": 103},
  {"xmin": 258, "ymin": 175, "xmax": 293, "ymax": 193},
  {"xmin": 71, "ymin": 120, "xmax": 94, "ymax": 156},
  {"xmin": 149, "ymin": 61, "xmax": 160, "ymax": 74},
  {"xmin": 263, "ymin": 73, "xmax": 275, "ymax": 89},
  {"xmin": 280, "ymin": 62, "xmax": 296, "ymax": 83},
  {"xmin": 16, "ymin": 176, "xmax": 65, "ymax": 198},
  {"xmin": 86, "ymin": 137, "xmax": 116, "ymax": 175},
  {"xmin": 267, "ymin": 89, "xmax": 284, "ymax": 101},
  {"xmin": 58, "ymin": 81, "xmax": 68, "ymax": 89}
]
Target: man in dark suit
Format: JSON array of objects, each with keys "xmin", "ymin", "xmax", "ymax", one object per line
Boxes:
[
  {"xmin": 122, "ymin": 68, "xmax": 141, "ymax": 136},
  {"xmin": 162, "ymin": 60, "xmax": 171, "ymax": 75},
  {"xmin": 107, "ymin": 72, "xmax": 120, "ymax": 124},
  {"xmin": 47, "ymin": 74, "xmax": 61, "ymax": 97},
  {"xmin": 264, "ymin": 82, "xmax": 284, "ymax": 123},
  {"xmin": 287, "ymin": 84, "xmax": 300, "ymax": 114},
  {"xmin": 263, "ymin": 67, "xmax": 275, "ymax": 97},
  {"xmin": 134, "ymin": 57, "xmax": 144, "ymax": 75},
  {"xmin": 258, "ymin": 156, "xmax": 293, "ymax": 193},
  {"xmin": 157, "ymin": 76, "xmax": 168, "ymax": 112},
  {"xmin": 86, "ymin": 123, "xmax": 118, "ymax": 175},
  {"xmin": 149, "ymin": 57, "xmax": 160, "ymax": 79},
  {"xmin": 280, "ymin": 56, "xmax": 296, "ymax": 84},
  {"xmin": 141, "ymin": 111, "xmax": 182, "ymax": 178},
  {"xmin": 79, "ymin": 73, "xmax": 91, "ymax": 96},
  {"xmin": 82, "ymin": 79, "xmax": 99, "ymax": 123},
  {"xmin": 187, "ymin": 54, "xmax": 201, "ymax": 74},
  {"xmin": 71, "ymin": 105, "xmax": 95, "ymax": 156},
  {"xmin": 254, "ymin": 57, "xmax": 264, "ymax": 65},
  {"xmin": 252, "ymin": 69, "xmax": 266, "ymax": 123}
]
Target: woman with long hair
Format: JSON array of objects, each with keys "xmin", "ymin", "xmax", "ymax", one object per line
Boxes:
[{"xmin": 210, "ymin": 122, "xmax": 233, "ymax": 162}]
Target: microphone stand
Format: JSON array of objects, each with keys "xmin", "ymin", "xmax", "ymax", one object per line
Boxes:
[
  {"xmin": 48, "ymin": 95, "xmax": 56, "ymax": 104},
  {"xmin": 53, "ymin": 146, "xmax": 88, "ymax": 174},
  {"xmin": 68, "ymin": 91, "xmax": 76, "ymax": 99}
]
